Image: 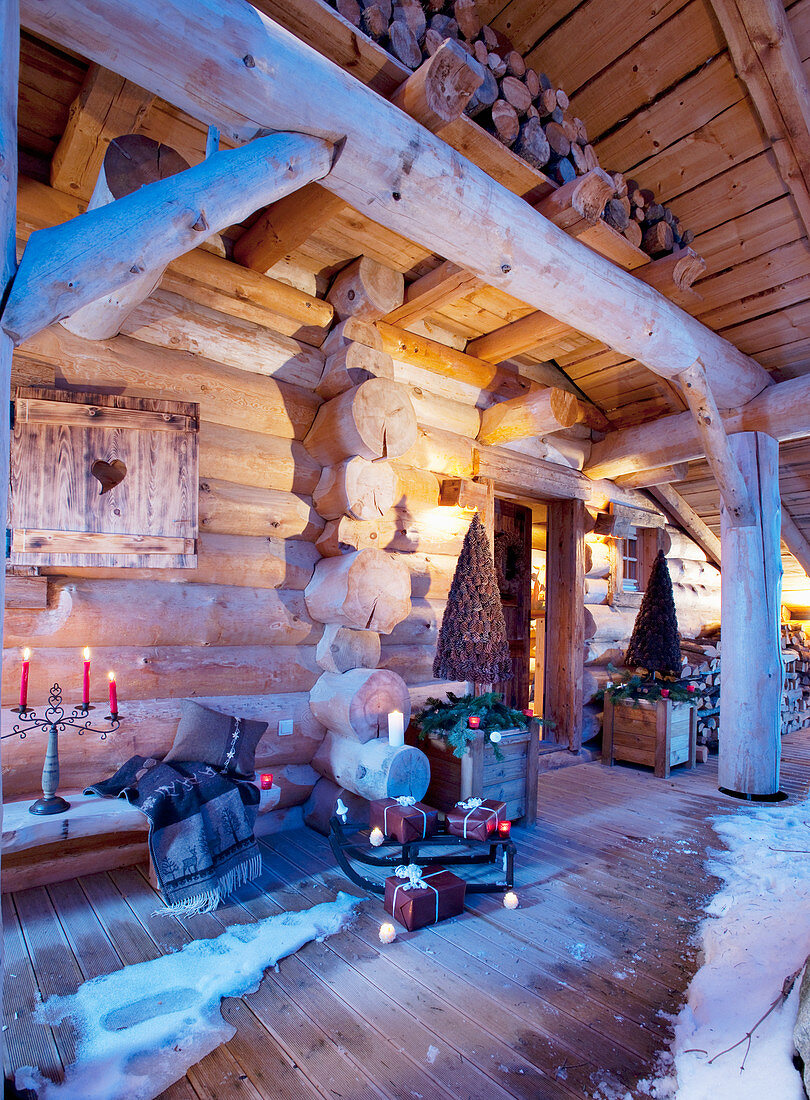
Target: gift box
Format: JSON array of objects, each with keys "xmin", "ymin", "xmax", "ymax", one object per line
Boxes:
[
  {"xmin": 446, "ymin": 798, "xmax": 506, "ymax": 841},
  {"xmin": 384, "ymin": 864, "xmax": 466, "ymax": 930},
  {"xmin": 370, "ymin": 797, "xmax": 438, "ymax": 844}
]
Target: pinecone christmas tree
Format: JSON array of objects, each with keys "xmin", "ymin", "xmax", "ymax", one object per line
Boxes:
[
  {"xmin": 433, "ymin": 512, "xmax": 513, "ymax": 683},
  {"xmin": 624, "ymin": 548, "xmax": 682, "ymax": 677}
]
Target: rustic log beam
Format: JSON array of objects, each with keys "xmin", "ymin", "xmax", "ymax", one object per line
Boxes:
[
  {"xmin": 383, "ymin": 260, "xmax": 482, "ymax": 327},
  {"xmin": 50, "ymin": 64, "xmax": 154, "ymax": 200},
  {"xmin": 21, "ymin": 0, "xmax": 771, "ymax": 409},
  {"xmin": 466, "ymin": 311, "xmax": 571, "ymax": 363},
  {"xmin": 309, "ymin": 669, "xmax": 411, "ymax": 741},
  {"xmin": 586, "ymin": 373, "xmax": 810, "ymax": 480},
  {"xmin": 719, "ymin": 432, "xmax": 782, "ymax": 797},
  {"xmin": 614, "ymin": 463, "xmax": 689, "ymax": 489},
  {"xmin": 648, "ymin": 483, "xmax": 722, "ymax": 567},
  {"xmin": 312, "ymin": 731, "xmax": 429, "ymax": 800},
  {"xmin": 709, "ymin": 0, "xmax": 810, "ymax": 237},
  {"xmin": 60, "ymin": 134, "xmax": 191, "ymax": 340},
  {"xmin": 390, "ymin": 38, "xmax": 484, "ymax": 135},
  {"xmin": 477, "ymin": 386, "xmax": 581, "ymax": 446},
  {"xmin": 2, "ymin": 131, "xmax": 334, "ymax": 344},
  {"xmin": 304, "ymin": 378, "xmax": 417, "ymax": 464},
  {"xmin": 533, "ymin": 168, "xmax": 615, "ymax": 237},
  {"xmin": 305, "ymin": 548, "xmax": 411, "ymax": 634},
  {"xmin": 328, "ymin": 256, "xmax": 404, "ymax": 321},
  {"xmin": 781, "ymin": 504, "xmax": 810, "ymax": 578},
  {"xmin": 376, "ymin": 320, "xmax": 501, "ymax": 388},
  {"xmin": 677, "ymin": 359, "xmax": 755, "ymax": 527},
  {"xmin": 315, "ymin": 624, "xmax": 381, "ymax": 674}
]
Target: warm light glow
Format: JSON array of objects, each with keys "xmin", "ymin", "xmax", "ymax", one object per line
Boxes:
[
  {"xmin": 108, "ymin": 671, "xmax": 116, "ymax": 683},
  {"xmin": 503, "ymin": 891, "xmax": 519, "ymax": 910},
  {"xmin": 369, "ymin": 826, "xmax": 385, "ymax": 847},
  {"xmin": 83, "ymin": 647, "xmax": 91, "ymax": 661},
  {"xmin": 379, "ymin": 922, "xmax": 397, "ymax": 944},
  {"xmin": 22, "ymin": 648, "xmax": 30, "ymax": 661},
  {"xmin": 497, "ymin": 820, "xmax": 512, "ymax": 837},
  {"xmin": 260, "ymin": 773, "xmax": 274, "ymax": 790}
]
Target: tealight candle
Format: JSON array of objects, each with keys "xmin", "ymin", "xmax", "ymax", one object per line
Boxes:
[
  {"xmin": 467, "ymin": 715, "xmax": 481, "ymax": 729},
  {"xmin": 388, "ymin": 710, "xmax": 405, "ymax": 748},
  {"xmin": 369, "ymin": 826, "xmax": 385, "ymax": 847},
  {"xmin": 497, "ymin": 820, "xmax": 512, "ymax": 837},
  {"xmin": 260, "ymin": 772, "xmax": 274, "ymax": 790},
  {"xmin": 379, "ymin": 922, "xmax": 397, "ymax": 944},
  {"xmin": 503, "ymin": 891, "xmax": 519, "ymax": 910},
  {"xmin": 660, "ymin": 688, "xmax": 670, "ymax": 699}
]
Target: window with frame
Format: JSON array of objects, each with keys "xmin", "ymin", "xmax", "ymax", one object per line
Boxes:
[
  {"xmin": 610, "ymin": 527, "xmax": 660, "ymax": 605},
  {"xmin": 621, "ymin": 532, "xmax": 640, "ymax": 592}
]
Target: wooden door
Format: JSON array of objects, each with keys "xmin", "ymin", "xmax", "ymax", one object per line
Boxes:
[{"xmin": 493, "ymin": 498, "xmax": 532, "ymax": 709}]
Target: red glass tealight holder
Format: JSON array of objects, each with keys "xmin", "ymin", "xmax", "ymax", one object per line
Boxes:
[
  {"xmin": 468, "ymin": 715, "xmax": 481, "ymax": 729},
  {"xmin": 497, "ymin": 820, "xmax": 512, "ymax": 837},
  {"xmin": 260, "ymin": 773, "xmax": 274, "ymax": 790}
]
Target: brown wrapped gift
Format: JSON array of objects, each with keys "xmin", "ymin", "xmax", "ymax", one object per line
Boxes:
[
  {"xmin": 369, "ymin": 797, "xmax": 438, "ymax": 843},
  {"xmin": 384, "ymin": 864, "xmax": 466, "ymax": 930},
  {"xmin": 446, "ymin": 798, "xmax": 506, "ymax": 841}
]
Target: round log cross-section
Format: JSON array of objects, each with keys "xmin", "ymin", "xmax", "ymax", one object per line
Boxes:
[
  {"xmin": 313, "ymin": 457, "xmax": 399, "ymax": 521},
  {"xmin": 313, "ymin": 732, "xmax": 430, "ymax": 801},
  {"xmin": 304, "ymin": 378, "xmax": 418, "ymax": 464},
  {"xmin": 315, "ymin": 623, "xmax": 381, "ymax": 674},
  {"xmin": 327, "ymin": 256, "xmax": 405, "ymax": 321},
  {"xmin": 309, "ymin": 667, "xmax": 411, "ymax": 741},
  {"xmin": 305, "ymin": 547, "xmax": 411, "ymax": 634}
]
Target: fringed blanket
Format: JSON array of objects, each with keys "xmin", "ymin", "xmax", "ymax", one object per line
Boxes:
[{"xmin": 86, "ymin": 755, "xmax": 261, "ymax": 914}]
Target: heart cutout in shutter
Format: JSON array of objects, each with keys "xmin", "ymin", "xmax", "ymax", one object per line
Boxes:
[{"xmin": 91, "ymin": 459, "xmax": 127, "ymax": 495}]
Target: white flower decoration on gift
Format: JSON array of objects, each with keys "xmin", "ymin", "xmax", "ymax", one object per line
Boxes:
[{"xmin": 455, "ymin": 797, "xmax": 483, "ymax": 810}]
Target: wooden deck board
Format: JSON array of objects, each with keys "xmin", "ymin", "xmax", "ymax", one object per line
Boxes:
[{"xmin": 5, "ymin": 732, "xmax": 810, "ymax": 1099}]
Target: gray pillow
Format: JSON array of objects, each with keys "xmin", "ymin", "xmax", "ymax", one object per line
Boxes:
[{"xmin": 164, "ymin": 700, "xmax": 267, "ymax": 777}]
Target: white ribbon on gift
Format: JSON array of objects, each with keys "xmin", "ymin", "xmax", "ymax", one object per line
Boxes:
[
  {"xmin": 454, "ymin": 797, "xmax": 500, "ymax": 838},
  {"xmin": 383, "ymin": 797, "xmax": 428, "ymax": 838},
  {"xmin": 391, "ymin": 863, "xmax": 442, "ymax": 924}
]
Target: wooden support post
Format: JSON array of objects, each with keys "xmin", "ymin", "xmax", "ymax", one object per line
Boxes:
[
  {"xmin": 21, "ymin": 0, "xmax": 771, "ymax": 410},
  {"xmin": 719, "ymin": 432, "xmax": 782, "ymax": 797},
  {"xmin": 0, "ymin": 0, "xmax": 18, "ymax": 1022},
  {"xmin": 2, "ymin": 131, "xmax": 334, "ymax": 345},
  {"xmin": 678, "ymin": 359, "xmax": 755, "ymax": 527},
  {"xmin": 544, "ymin": 499, "xmax": 585, "ymax": 752}
]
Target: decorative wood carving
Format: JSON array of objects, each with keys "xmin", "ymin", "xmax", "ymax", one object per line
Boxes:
[{"xmin": 10, "ymin": 387, "xmax": 199, "ymax": 568}]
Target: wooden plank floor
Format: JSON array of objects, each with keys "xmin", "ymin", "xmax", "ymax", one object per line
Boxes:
[{"xmin": 5, "ymin": 731, "xmax": 810, "ymax": 1100}]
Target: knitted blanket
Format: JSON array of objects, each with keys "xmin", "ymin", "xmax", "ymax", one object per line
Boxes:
[{"xmin": 86, "ymin": 755, "xmax": 261, "ymax": 914}]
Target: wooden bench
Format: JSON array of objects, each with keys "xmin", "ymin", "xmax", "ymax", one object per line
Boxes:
[{"xmin": 2, "ymin": 782, "xmax": 281, "ymax": 893}]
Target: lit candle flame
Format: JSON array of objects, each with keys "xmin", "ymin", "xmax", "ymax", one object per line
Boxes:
[
  {"xmin": 503, "ymin": 891, "xmax": 519, "ymax": 910},
  {"xmin": 379, "ymin": 922, "xmax": 397, "ymax": 944},
  {"xmin": 83, "ymin": 647, "xmax": 91, "ymax": 661},
  {"xmin": 108, "ymin": 671, "xmax": 116, "ymax": 683},
  {"xmin": 22, "ymin": 647, "xmax": 30, "ymax": 661},
  {"xmin": 369, "ymin": 826, "xmax": 385, "ymax": 847}
]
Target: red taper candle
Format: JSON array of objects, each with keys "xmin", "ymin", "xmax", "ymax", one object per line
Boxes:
[
  {"xmin": 19, "ymin": 648, "xmax": 30, "ymax": 709},
  {"xmin": 82, "ymin": 647, "xmax": 91, "ymax": 707},
  {"xmin": 108, "ymin": 671, "xmax": 118, "ymax": 716}
]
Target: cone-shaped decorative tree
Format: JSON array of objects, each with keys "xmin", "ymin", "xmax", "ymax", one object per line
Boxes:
[
  {"xmin": 624, "ymin": 548, "xmax": 682, "ymax": 677},
  {"xmin": 433, "ymin": 512, "xmax": 513, "ymax": 684}
]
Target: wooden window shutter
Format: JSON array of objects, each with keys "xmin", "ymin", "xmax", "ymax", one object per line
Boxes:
[{"xmin": 10, "ymin": 388, "xmax": 199, "ymax": 568}]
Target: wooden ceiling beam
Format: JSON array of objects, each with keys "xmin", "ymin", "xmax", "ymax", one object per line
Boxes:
[
  {"xmin": 467, "ymin": 310, "xmax": 571, "ymax": 363},
  {"xmin": 709, "ymin": 0, "xmax": 810, "ymax": 236},
  {"xmin": 382, "ymin": 260, "xmax": 482, "ymax": 327},
  {"xmin": 648, "ymin": 483, "xmax": 722, "ymax": 567},
  {"xmin": 22, "ymin": 0, "xmax": 772, "ymax": 412},
  {"xmin": 50, "ymin": 63, "xmax": 154, "ymax": 201},
  {"xmin": 782, "ymin": 504, "xmax": 810, "ymax": 578},
  {"xmin": 477, "ymin": 387, "xmax": 583, "ymax": 447},
  {"xmin": 614, "ymin": 463, "xmax": 689, "ymax": 489},
  {"xmin": 2, "ymin": 133, "xmax": 333, "ymax": 345},
  {"xmin": 586, "ymin": 372, "xmax": 810, "ymax": 480}
]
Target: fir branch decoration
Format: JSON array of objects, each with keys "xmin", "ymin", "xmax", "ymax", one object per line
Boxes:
[
  {"xmin": 596, "ymin": 666, "xmax": 697, "ymax": 706},
  {"xmin": 624, "ymin": 548, "xmax": 682, "ymax": 677},
  {"xmin": 433, "ymin": 512, "xmax": 513, "ymax": 684},
  {"xmin": 415, "ymin": 692, "xmax": 529, "ymax": 759}
]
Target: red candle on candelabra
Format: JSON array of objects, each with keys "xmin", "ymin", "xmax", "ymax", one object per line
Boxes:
[
  {"xmin": 260, "ymin": 773, "xmax": 274, "ymax": 790},
  {"xmin": 82, "ymin": 647, "xmax": 91, "ymax": 707},
  {"xmin": 19, "ymin": 648, "xmax": 30, "ymax": 709},
  {"xmin": 497, "ymin": 820, "xmax": 512, "ymax": 837},
  {"xmin": 468, "ymin": 715, "xmax": 481, "ymax": 729},
  {"xmin": 108, "ymin": 671, "xmax": 118, "ymax": 716}
]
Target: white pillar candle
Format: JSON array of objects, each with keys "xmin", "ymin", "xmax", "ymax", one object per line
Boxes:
[{"xmin": 388, "ymin": 710, "xmax": 405, "ymax": 747}]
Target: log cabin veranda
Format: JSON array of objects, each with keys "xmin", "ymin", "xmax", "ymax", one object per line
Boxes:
[{"xmin": 2, "ymin": 0, "xmax": 810, "ymax": 1095}]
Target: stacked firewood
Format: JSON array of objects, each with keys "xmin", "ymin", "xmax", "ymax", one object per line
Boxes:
[
  {"xmin": 782, "ymin": 624, "xmax": 810, "ymax": 735},
  {"xmin": 679, "ymin": 637, "xmax": 721, "ymax": 748},
  {"xmin": 329, "ymin": 0, "xmax": 692, "ymax": 258}
]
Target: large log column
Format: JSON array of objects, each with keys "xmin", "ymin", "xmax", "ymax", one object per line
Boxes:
[
  {"xmin": 719, "ymin": 432, "xmax": 783, "ymax": 798},
  {"xmin": 544, "ymin": 499, "xmax": 585, "ymax": 751},
  {"xmin": 312, "ymin": 731, "xmax": 429, "ymax": 801}
]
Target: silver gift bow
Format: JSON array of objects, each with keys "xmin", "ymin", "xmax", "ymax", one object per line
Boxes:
[{"xmin": 455, "ymin": 797, "xmax": 483, "ymax": 809}]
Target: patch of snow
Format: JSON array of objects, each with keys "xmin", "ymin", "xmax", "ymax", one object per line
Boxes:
[
  {"xmin": 425, "ymin": 1045, "xmax": 439, "ymax": 1064},
  {"xmin": 649, "ymin": 797, "xmax": 810, "ymax": 1098},
  {"xmin": 16, "ymin": 893, "xmax": 359, "ymax": 1100},
  {"xmin": 568, "ymin": 942, "xmax": 595, "ymax": 961}
]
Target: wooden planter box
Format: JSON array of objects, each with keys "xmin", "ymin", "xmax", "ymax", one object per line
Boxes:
[
  {"xmin": 415, "ymin": 728, "xmax": 538, "ymax": 824},
  {"xmin": 602, "ymin": 696, "xmax": 697, "ymax": 779}
]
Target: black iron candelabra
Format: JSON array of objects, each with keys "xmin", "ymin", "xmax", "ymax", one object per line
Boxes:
[{"xmin": 4, "ymin": 682, "xmax": 122, "ymax": 815}]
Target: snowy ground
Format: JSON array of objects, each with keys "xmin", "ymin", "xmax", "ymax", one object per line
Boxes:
[
  {"xmin": 16, "ymin": 893, "xmax": 359, "ymax": 1100},
  {"xmin": 640, "ymin": 795, "xmax": 810, "ymax": 1099}
]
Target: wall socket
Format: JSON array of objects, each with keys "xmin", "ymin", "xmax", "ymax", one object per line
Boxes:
[{"xmin": 278, "ymin": 719, "xmax": 294, "ymax": 737}]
